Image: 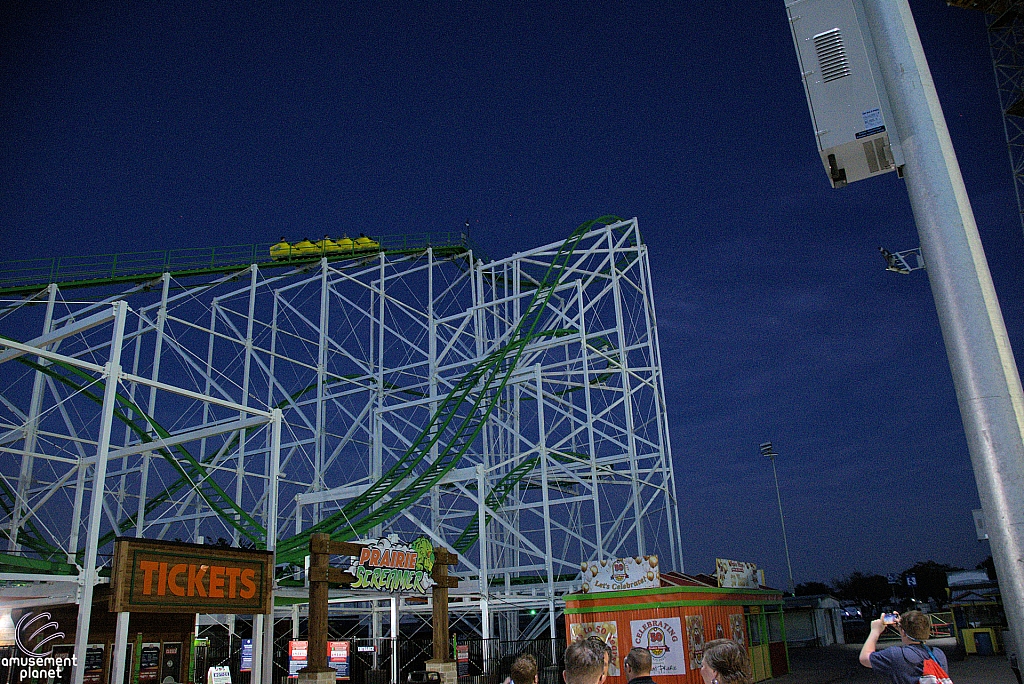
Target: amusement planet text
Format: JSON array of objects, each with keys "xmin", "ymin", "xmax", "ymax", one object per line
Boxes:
[{"xmin": 2, "ymin": 654, "xmax": 77, "ymax": 682}]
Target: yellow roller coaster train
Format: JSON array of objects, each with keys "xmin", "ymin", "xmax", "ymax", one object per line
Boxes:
[{"xmin": 270, "ymin": 234, "xmax": 381, "ymax": 260}]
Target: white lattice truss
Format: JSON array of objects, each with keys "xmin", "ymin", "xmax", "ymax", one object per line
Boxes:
[{"xmin": 0, "ymin": 218, "xmax": 681, "ymax": 640}]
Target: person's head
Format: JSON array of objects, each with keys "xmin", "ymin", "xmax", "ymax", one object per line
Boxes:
[
  {"xmin": 899, "ymin": 610, "xmax": 931, "ymax": 643},
  {"xmin": 510, "ymin": 654, "xmax": 539, "ymax": 684},
  {"xmin": 563, "ymin": 638, "xmax": 608, "ymax": 684},
  {"xmin": 586, "ymin": 636, "xmax": 611, "ymax": 677},
  {"xmin": 699, "ymin": 639, "xmax": 751, "ymax": 684},
  {"xmin": 623, "ymin": 648, "xmax": 652, "ymax": 681}
]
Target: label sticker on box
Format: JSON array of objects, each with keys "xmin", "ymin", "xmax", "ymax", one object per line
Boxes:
[{"xmin": 862, "ymin": 108, "xmax": 883, "ymax": 129}]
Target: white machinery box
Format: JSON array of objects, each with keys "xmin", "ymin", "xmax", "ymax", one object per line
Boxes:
[{"xmin": 786, "ymin": 0, "xmax": 904, "ymax": 187}]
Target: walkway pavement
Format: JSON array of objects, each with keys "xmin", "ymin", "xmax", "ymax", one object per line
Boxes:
[{"xmin": 772, "ymin": 641, "xmax": 1020, "ymax": 683}]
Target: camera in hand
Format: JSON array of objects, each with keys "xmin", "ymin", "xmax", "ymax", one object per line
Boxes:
[{"xmin": 883, "ymin": 613, "xmax": 899, "ymax": 625}]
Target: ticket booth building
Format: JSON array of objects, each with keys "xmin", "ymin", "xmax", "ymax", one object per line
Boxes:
[{"xmin": 564, "ymin": 584, "xmax": 787, "ymax": 683}]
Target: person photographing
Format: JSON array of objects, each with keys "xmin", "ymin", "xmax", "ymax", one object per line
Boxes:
[{"xmin": 859, "ymin": 610, "xmax": 950, "ymax": 683}]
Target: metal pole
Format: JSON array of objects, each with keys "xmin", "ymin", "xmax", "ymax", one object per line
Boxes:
[
  {"xmin": 476, "ymin": 464, "xmax": 492, "ymax": 674},
  {"xmin": 73, "ymin": 301, "xmax": 127, "ymax": 684},
  {"xmin": 10, "ymin": 284, "xmax": 57, "ymax": 552},
  {"xmin": 138, "ymin": 273, "xmax": 171, "ymax": 539},
  {"xmin": 263, "ymin": 408, "xmax": 282, "ymax": 684},
  {"xmin": 609, "ymin": 238, "xmax": 647, "ymax": 557},
  {"xmin": 390, "ymin": 596, "xmax": 399, "ymax": 684},
  {"xmin": 638, "ymin": 238, "xmax": 686, "ymax": 572},
  {"xmin": 110, "ymin": 612, "xmax": 130, "ymax": 684},
  {"xmin": 860, "ymin": 0, "xmax": 1024, "ymax": 657},
  {"xmin": 771, "ymin": 455, "xmax": 796, "ymax": 596},
  {"xmin": 252, "ymin": 615, "xmax": 265, "ymax": 684},
  {"xmin": 576, "ymin": 275, "xmax": 605, "ymax": 567},
  {"xmin": 534, "ymin": 365, "xmax": 558, "ymax": 644},
  {"xmin": 760, "ymin": 442, "xmax": 795, "ymax": 595}
]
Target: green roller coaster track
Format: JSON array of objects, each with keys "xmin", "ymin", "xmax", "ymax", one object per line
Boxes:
[
  {"xmin": 0, "ymin": 230, "xmax": 480, "ymax": 297},
  {"xmin": 273, "ymin": 215, "xmax": 625, "ymax": 565},
  {"xmin": 5, "ymin": 355, "xmax": 266, "ymax": 551},
  {"xmin": 0, "ymin": 216, "xmax": 627, "ymax": 576},
  {"xmin": 0, "ymin": 232, "xmax": 476, "ymax": 574}
]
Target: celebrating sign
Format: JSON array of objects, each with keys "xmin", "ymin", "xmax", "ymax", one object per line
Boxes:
[
  {"xmin": 631, "ymin": 618, "xmax": 686, "ymax": 676},
  {"xmin": 579, "ymin": 556, "xmax": 659, "ymax": 593}
]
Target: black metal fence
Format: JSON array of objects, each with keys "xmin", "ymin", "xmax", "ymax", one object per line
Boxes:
[
  {"xmin": 453, "ymin": 637, "xmax": 566, "ymax": 684},
  {"xmin": 189, "ymin": 626, "xmax": 564, "ymax": 684}
]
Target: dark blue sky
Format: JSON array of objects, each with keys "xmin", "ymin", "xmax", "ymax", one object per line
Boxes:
[{"xmin": 2, "ymin": 1, "xmax": 1017, "ymax": 587}]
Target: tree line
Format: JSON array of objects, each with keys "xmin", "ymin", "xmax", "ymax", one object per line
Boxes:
[{"xmin": 794, "ymin": 557, "xmax": 996, "ymax": 609}]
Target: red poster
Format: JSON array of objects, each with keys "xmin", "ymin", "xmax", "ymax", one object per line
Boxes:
[
  {"xmin": 327, "ymin": 641, "xmax": 350, "ymax": 681},
  {"xmin": 288, "ymin": 641, "xmax": 308, "ymax": 678}
]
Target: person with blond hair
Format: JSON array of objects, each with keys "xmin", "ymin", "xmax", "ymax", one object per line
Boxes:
[
  {"xmin": 859, "ymin": 610, "xmax": 948, "ymax": 683},
  {"xmin": 698, "ymin": 639, "xmax": 751, "ymax": 684},
  {"xmin": 563, "ymin": 638, "xmax": 609, "ymax": 684}
]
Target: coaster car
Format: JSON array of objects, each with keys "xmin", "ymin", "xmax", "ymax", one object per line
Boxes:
[
  {"xmin": 269, "ymin": 238, "xmax": 293, "ymax": 261},
  {"xmin": 354, "ymin": 234, "xmax": 380, "ymax": 250},
  {"xmin": 269, "ymin": 234, "xmax": 381, "ymax": 261}
]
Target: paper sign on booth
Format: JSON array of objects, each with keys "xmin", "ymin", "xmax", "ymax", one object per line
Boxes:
[
  {"xmin": 630, "ymin": 618, "xmax": 686, "ymax": 676},
  {"xmin": 569, "ymin": 622, "xmax": 620, "ymax": 677}
]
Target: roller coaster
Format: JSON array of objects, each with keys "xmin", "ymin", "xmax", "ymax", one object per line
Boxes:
[{"xmin": 0, "ymin": 217, "xmax": 681, "ymax": 643}]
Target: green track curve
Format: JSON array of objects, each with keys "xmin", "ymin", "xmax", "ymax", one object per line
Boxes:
[
  {"xmin": 1, "ymin": 216, "xmax": 626, "ymax": 573},
  {"xmin": 274, "ymin": 215, "xmax": 624, "ymax": 565}
]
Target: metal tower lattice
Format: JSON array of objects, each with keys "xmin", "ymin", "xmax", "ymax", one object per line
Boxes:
[
  {"xmin": 949, "ymin": 0, "xmax": 1024, "ymax": 234},
  {"xmin": 0, "ymin": 218, "xmax": 681, "ymax": 644}
]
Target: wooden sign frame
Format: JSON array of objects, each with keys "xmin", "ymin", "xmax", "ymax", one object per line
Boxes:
[{"xmin": 109, "ymin": 537, "xmax": 274, "ymax": 614}]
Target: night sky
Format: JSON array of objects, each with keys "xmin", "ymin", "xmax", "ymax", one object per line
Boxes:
[{"xmin": 1, "ymin": 1, "xmax": 1017, "ymax": 589}]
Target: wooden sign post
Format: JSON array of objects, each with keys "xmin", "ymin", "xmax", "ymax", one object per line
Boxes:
[
  {"xmin": 299, "ymin": 534, "xmax": 358, "ymax": 684},
  {"xmin": 429, "ymin": 548, "xmax": 460, "ymax": 661},
  {"xmin": 301, "ymin": 535, "xmax": 460, "ymax": 684},
  {"xmin": 426, "ymin": 548, "xmax": 460, "ymax": 684}
]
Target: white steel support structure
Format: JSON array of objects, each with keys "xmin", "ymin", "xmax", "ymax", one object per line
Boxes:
[{"xmin": 0, "ymin": 220, "xmax": 680, "ymax": 654}]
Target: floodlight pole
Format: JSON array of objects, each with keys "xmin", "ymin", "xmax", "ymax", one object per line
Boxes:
[
  {"xmin": 859, "ymin": 0, "xmax": 1024, "ymax": 658},
  {"xmin": 760, "ymin": 442, "xmax": 796, "ymax": 596}
]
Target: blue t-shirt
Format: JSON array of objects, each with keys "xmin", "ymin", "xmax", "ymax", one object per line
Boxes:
[{"xmin": 869, "ymin": 643, "xmax": 949, "ymax": 684}]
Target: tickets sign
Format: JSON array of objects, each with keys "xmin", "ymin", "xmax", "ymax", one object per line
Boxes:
[
  {"xmin": 579, "ymin": 555, "xmax": 659, "ymax": 593},
  {"xmin": 110, "ymin": 538, "xmax": 274, "ymax": 614}
]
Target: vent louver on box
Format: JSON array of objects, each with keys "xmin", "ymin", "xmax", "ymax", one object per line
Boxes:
[
  {"xmin": 862, "ymin": 137, "xmax": 892, "ymax": 174},
  {"xmin": 863, "ymin": 140, "xmax": 879, "ymax": 173},
  {"xmin": 814, "ymin": 28, "xmax": 851, "ymax": 83},
  {"xmin": 874, "ymin": 138, "xmax": 889, "ymax": 170}
]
